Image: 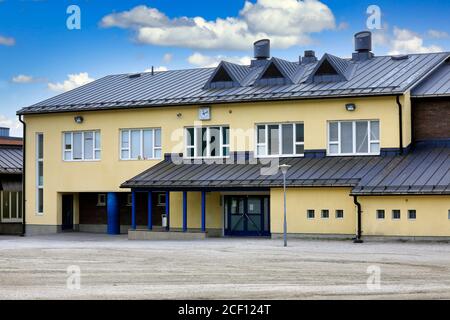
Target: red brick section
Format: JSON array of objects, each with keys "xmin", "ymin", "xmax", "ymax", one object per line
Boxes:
[
  {"xmin": 0, "ymin": 137, "xmax": 22, "ymax": 146},
  {"xmin": 412, "ymin": 99, "xmax": 450, "ymax": 141}
]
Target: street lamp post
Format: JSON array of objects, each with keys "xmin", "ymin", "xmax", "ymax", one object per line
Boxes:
[{"xmin": 279, "ymin": 164, "xmax": 291, "ymax": 247}]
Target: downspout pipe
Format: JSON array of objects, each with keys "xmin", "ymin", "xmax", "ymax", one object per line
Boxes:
[
  {"xmin": 353, "ymin": 195, "xmax": 363, "ymax": 243},
  {"xmin": 396, "ymin": 95, "xmax": 404, "ymax": 155},
  {"xmin": 18, "ymin": 115, "xmax": 26, "ymax": 237}
]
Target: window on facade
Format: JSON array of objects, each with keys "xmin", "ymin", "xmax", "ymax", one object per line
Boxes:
[
  {"xmin": 328, "ymin": 120, "xmax": 380, "ymax": 155},
  {"xmin": 256, "ymin": 123, "xmax": 304, "ymax": 157},
  {"xmin": 307, "ymin": 209, "xmax": 315, "ymax": 219},
  {"xmin": 97, "ymin": 194, "xmax": 106, "ymax": 206},
  {"xmin": 36, "ymin": 133, "xmax": 44, "ymax": 215},
  {"xmin": 127, "ymin": 194, "xmax": 132, "ymax": 206},
  {"xmin": 157, "ymin": 193, "xmax": 166, "ymax": 207},
  {"xmin": 392, "ymin": 209, "xmax": 401, "ymax": 220},
  {"xmin": 321, "ymin": 209, "xmax": 329, "ymax": 219},
  {"xmin": 0, "ymin": 191, "xmax": 23, "ymax": 223},
  {"xmin": 185, "ymin": 126, "xmax": 229, "ymax": 158},
  {"xmin": 335, "ymin": 209, "xmax": 344, "ymax": 219},
  {"xmin": 120, "ymin": 128, "xmax": 161, "ymax": 160},
  {"xmin": 408, "ymin": 209, "xmax": 416, "ymax": 220},
  {"xmin": 376, "ymin": 209, "xmax": 385, "ymax": 220},
  {"xmin": 64, "ymin": 131, "xmax": 101, "ymax": 161}
]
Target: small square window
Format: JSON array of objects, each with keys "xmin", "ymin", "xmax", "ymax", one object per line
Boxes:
[
  {"xmin": 335, "ymin": 209, "xmax": 344, "ymax": 219},
  {"xmin": 321, "ymin": 209, "xmax": 329, "ymax": 219},
  {"xmin": 392, "ymin": 210, "xmax": 401, "ymax": 220},
  {"xmin": 307, "ymin": 209, "xmax": 315, "ymax": 219},
  {"xmin": 97, "ymin": 194, "xmax": 106, "ymax": 206},
  {"xmin": 376, "ymin": 210, "xmax": 385, "ymax": 220},
  {"xmin": 408, "ymin": 210, "xmax": 416, "ymax": 220},
  {"xmin": 157, "ymin": 193, "xmax": 166, "ymax": 207}
]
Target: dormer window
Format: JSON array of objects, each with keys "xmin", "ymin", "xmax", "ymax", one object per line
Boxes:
[
  {"xmin": 308, "ymin": 53, "xmax": 352, "ymax": 83},
  {"xmin": 204, "ymin": 61, "xmax": 249, "ymax": 89},
  {"xmin": 254, "ymin": 59, "xmax": 294, "ymax": 86}
]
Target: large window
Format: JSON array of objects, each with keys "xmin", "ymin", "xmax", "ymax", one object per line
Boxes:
[
  {"xmin": 1, "ymin": 191, "xmax": 23, "ymax": 223},
  {"xmin": 328, "ymin": 120, "xmax": 380, "ymax": 155},
  {"xmin": 36, "ymin": 133, "xmax": 44, "ymax": 215},
  {"xmin": 63, "ymin": 131, "xmax": 101, "ymax": 161},
  {"xmin": 256, "ymin": 123, "xmax": 304, "ymax": 157},
  {"xmin": 185, "ymin": 126, "xmax": 229, "ymax": 158},
  {"xmin": 120, "ymin": 128, "xmax": 161, "ymax": 160}
]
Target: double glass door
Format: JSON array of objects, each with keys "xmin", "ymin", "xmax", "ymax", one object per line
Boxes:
[{"xmin": 225, "ymin": 196, "xmax": 270, "ymax": 236}]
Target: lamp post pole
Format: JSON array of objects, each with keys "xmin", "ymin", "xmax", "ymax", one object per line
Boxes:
[{"xmin": 279, "ymin": 164, "xmax": 291, "ymax": 247}]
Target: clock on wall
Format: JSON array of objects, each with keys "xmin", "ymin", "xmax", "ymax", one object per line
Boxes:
[{"xmin": 198, "ymin": 106, "xmax": 211, "ymax": 121}]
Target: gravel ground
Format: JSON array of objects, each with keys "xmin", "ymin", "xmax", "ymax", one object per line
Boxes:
[{"xmin": 0, "ymin": 233, "xmax": 449, "ymax": 300}]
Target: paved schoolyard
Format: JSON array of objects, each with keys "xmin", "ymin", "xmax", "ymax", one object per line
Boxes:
[{"xmin": 0, "ymin": 233, "xmax": 449, "ymax": 299}]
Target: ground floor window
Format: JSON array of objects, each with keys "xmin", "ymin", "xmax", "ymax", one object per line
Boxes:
[
  {"xmin": 376, "ymin": 209, "xmax": 385, "ymax": 219},
  {"xmin": 408, "ymin": 210, "xmax": 416, "ymax": 220},
  {"xmin": 307, "ymin": 209, "xmax": 315, "ymax": 219},
  {"xmin": 335, "ymin": 209, "xmax": 344, "ymax": 219},
  {"xmin": 1, "ymin": 191, "xmax": 22, "ymax": 223},
  {"xmin": 392, "ymin": 210, "xmax": 401, "ymax": 220}
]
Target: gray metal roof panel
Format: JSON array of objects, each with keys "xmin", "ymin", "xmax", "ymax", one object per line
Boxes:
[
  {"xmin": 412, "ymin": 62, "xmax": 450, "ymax": 97},
  {"xmin": 19, "ymin": 52, "xmax": 450, "ymax": 115},
  {"xmin": 0, "ymin": 146, "xmax": 22, "ymax": 174}
]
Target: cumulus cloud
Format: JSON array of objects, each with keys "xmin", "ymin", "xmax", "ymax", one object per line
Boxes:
[
  {"xmin": 188, "ymin": 53, "xmax": 252, "ymax": 68},
  {"xmin": 100, "ymin": 0, "xmax": 336, "ymax": 50},
  {"xmin": 372, "ymin": 26, "xmax": 443, "ymax": 55},
  {"xmin": 388, "ymin": 27, "xmax": 442, "ymax": 55},
  {"xmin": 48, "ymin": 72, "xmax": 95, "ymax": 92},
  {"xmin": 162, "ymin": 53, "xmax": 173, "ymax": 63},
  {"xmin": 427, "ymin": 29, "xmax": 449, "ymax": 39},
  {"xmin": 0, "ymin": 114, "xmax": 22, "ymax": 137},
  {"xmin": 0, "ymin": 35, "xmax": 15, "ymax": 46},
  {"xmin": 12, "ymin": 74, "xmax": 36, "ymax": 84}
]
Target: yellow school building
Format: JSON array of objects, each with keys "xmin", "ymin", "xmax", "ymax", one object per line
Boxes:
[{"xmin": 17, "ymin": 32, "xmax": 450, "ymax": 241}]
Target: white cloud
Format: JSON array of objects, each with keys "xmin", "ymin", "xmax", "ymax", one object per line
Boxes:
[
  {"xmin": 163, "ymin": 53, "xmax": 173, "ymax": 63},
  {"xmin": 388, "ymin": 27, "xmax": 442, "ymax": 55},
  {"xmin": 144, "ymin": 66, "xmax": 168, "ymax": 72},
  {"xmin": 188, "ymin": 53, "xmax": 252, "ymax": 68},
  {"xmin": 48, "ymin": 72, "xmax": 95, "ymax": 93},
  {"xmin": 12, "ymin": 74, "xmax": 35, "ymax": 84},
  {"xmin": 427, "ymin": 29, "xmax": 449, "ymax": 39},
  {"xmin": 100, "ymin": 0, "xmax": 335, "ymax": 50},
  {"xmin": 0, "ymin": 114, "xmax": 22, "ymax": 137},
  {"xmin": 0, "ymin": 35, "xmax": 15, "ymax": 46}
]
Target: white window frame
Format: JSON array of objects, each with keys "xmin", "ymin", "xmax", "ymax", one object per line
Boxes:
[
  {"xmin": 63, "ymin": 131, "xmax": 101, "ymax": 161},
  {"xmin": 407, "ymin": 209, "xmax": 417, "ymax": 220},
  {"xmin": 255, "ymin": 123, "xmax": 304, "ymax": 158},
  {"xmin": 327, "ymin": 120, "xmax": 380, "ymax": 156},
  {"xmin": 120, "ymin": 128, "xmax": 162, "ymax": 160},
  {"xmin": 321, "ymin": 209, "xmax": 330, "ymax": 219},
  {"xmin": 184, "ymin": 126, "xmax": 230, "ymax": 159},
  {"xmin": 1, "ymin": 191, "xmax": 23, "ymax": 223},
  {"xmin": 392, "ymin": 209, "xmax": 401, "ymax": 220},
  {"xmin": 335, "ymin": 209, "xmax": 344, "ymax": 219},
  {"xmin": 376, "ymin": 209, "xmax": 385, "ymax": 220},
  {"xmin": 36, "ymin": 133, "xmax": 44, "ymax": 215},
  {"xmin": 307, "ymin": 209, "xmax": 315, "ymax": 219}
]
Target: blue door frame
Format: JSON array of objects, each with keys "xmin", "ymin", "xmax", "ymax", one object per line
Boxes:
[{"xmin": 224, "ymin": 195, "xmax": 270, "ymax": 237}]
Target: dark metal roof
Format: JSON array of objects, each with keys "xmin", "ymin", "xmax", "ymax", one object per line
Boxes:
[
  {"xmin": 412, "ymin": 61, "xmax": 450, "ymax": 97},
  {"xmin": 121, "ymin": 145, "xmax": 450, "ymax": 195},
  {"xmin": 0, "ymin": 146, "xmax": 23, "ymax": 174},
  {"xmin": 18, "ymin": 52, "xmax": 450, "ymax": 115}
]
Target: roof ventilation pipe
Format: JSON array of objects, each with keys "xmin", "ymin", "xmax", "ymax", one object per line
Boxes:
[
  {"xmin": 352, "ymin": 31, "xmax": 374, "ymax": 61},
  {"xmin": 251, "ymin": 39, "xmax": 270, "ymax": 67}
]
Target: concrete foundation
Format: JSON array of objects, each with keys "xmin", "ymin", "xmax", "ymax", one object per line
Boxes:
[{"xmin": 128, "ymin": 229, "xmax": 218, "ymax": 240}]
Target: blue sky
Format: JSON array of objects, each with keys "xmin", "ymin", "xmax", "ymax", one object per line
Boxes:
[{"xmin": 0, "ymin": 0, "xmax": 449, "ymax": 136}]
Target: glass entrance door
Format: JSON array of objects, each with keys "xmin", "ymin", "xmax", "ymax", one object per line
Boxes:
[{"xmin": 225, "ymin": 196, "xmax": 270, "ymax": 236}]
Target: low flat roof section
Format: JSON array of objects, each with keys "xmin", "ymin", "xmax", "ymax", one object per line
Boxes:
[{"xmin": 122, "ymin": 145, "xmax": 450, "ymax": 195}]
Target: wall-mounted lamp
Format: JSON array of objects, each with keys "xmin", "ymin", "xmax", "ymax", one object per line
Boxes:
[
  {"xmin": 345, "ymin": 103, "xmax": 356, "ymax": 111},
  {"xmin": 176, "ymin": 113, "xmax": 182, "ymax": 119},
  {"xmin": 74, "ymin": 116, "xmax": 84, "ymax": 124}
]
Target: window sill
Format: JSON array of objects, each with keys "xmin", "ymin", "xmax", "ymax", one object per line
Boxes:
[
  {"xmin": 0, "ymin": 220, "xmax": 22, "ymax": 223},
  {"xmin": 255, "ymin": 154, "xmax": 304, "ymax": 159},
  {"xmin": 326, "ymin": 153, "xmax": 380, "ymax": 157},
  {"xmin": 119, "ymin": 158, "xmax": 162, "ymax": 161},
  {"xmin": 63, "ymin": 159, "xmax": 101, "ymax": 162}
]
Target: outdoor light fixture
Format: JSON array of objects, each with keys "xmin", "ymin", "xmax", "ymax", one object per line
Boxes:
[
  {"xmin": 279, "ymin": 164, "xmax": 291, "ymax": 247},
  {"xmin": 177, "ymin": 112, "xmax": 182, "ymax": 118},
  {"xmin": 345, "ymin": 103, "xmax": 356, "ymax": 111},
  {"xmin": 74, "ymin": 116, "xmax": 84, "ymax": 124}
]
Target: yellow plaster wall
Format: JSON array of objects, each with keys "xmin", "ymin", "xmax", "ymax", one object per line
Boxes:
[{"xmin": 270, "ymin": 187, "xmax": 356, "ymax": 235}]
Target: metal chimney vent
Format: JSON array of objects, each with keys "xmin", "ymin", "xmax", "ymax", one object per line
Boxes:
[
  {"xmin": 355, "ymin": 31, "xmax": 372, "ymax": 52},
  {"xmin": 254, "ymin": 39, "xmax": 270, "ymax": 60}
]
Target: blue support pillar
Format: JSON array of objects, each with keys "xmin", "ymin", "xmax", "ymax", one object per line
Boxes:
[
  {"xmin": 107, "ymin": 192, "xmax": 120, "ymax": 235},
  {"xmin": 201, "ymin": 191, "xmax": 206, "ymax": 232},
  {"xmin": 147, "ymin": 191, "xmax": 153, "ymax": 230},
  {"xmin": 182, "ymin": 191, "xmax": 188, "ymax": 232},
  {"xmin": 131, "ymin": 191, "xmax": 136, "ymax": 230},
  {"xmin": 165, "ymin": 191, "xmax": 170, "ymax": 231}
]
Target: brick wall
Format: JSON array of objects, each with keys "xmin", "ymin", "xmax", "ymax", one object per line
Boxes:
[{"xmin": 412, "ymin": 99, "xmax": 450, "ymax": 141}]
